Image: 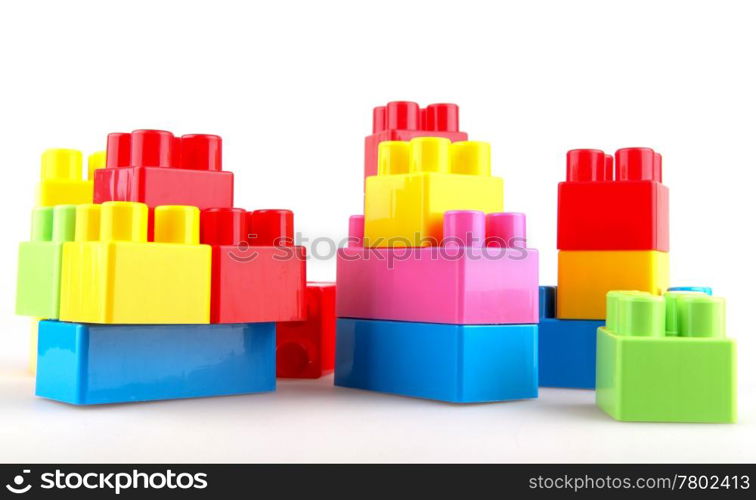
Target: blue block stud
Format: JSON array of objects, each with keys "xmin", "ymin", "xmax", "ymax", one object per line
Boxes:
[
  {"xmin": 335, "ymin": 318, "xmax": 538, "ymax": 403},
  {"xmin": 668, "ymin": 286, "xmax": 713, "ymax": 296},
  {"xmin": 539, "ymin": 286, "xmax": 556, "ymax": 319},
  {"xmin": 36, "ymin": 320, "xmax": 276, "ymax": 405},
  {"xmin": 538, "ymin": 318, "xmax": 604, "ymax": 389}
]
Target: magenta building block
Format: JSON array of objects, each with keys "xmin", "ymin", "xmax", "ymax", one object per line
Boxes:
[{"xmin": 337, "ymin": 211, "xmax": 538, "ymax": 325}]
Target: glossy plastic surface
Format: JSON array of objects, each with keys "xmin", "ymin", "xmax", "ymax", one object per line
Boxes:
[
  {"xmin": 364, "ymin": 138, "xmax": 503, "ymax": 247},
  {"xmin": 36, "ymin": 148, "xmax": 98, "ymax": 206},
  {"xmin": 364, "ymin": 101, "xmax": 468, "ymax": 181},
  {"xmin": 94, "ymin": 130, "xmax": 233, "ymax": 210},
  {"xmin": 335, "ymin": 318, "xmax": 538, "ymax": 403},
  {"xmin": 36, "ymin": 320, "xmax": 276, "ymax": 405},
  {"xmin": 539, "ymin": 286, "xmax": 556, "ymax": 319},
  {"xmin": 538, "ymin": 318, "xmax": 603, "ymax": 389},
  {"xmin": 200, "ymin": 208, "xmax": 306, "ymax": 324},
  {"xmin": 557, "ymin": 250, "xmax": 669, "ymax": 320},
  {"xmin": 16, "ymin": 206, "xmax": 76, "ymax": 318},
  {"xmin": 596, "ymin": 291, "xmax": 736, "ymax": 423},
  {"xmin": 276, "ymin": 282, "xmax": 336, "ymax": 379},
  {"xmin": 557, "ymin": 148, "xmax": 669, "ymax": 251},
  {"xmin": 59, "ymin": 202, "xmax": 212, "ymax": 324},
  {"xmin": 338, "ymin": 211, "xmax": 538, "ymax": 324}
]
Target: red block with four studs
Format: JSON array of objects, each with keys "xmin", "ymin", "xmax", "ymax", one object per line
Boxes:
[
  {"xmin": 94, "ymin": 129, "xmax": 234, "ymax": 209},
  {"xmin": 200, "ymin": 207, "xmax": 306, "ymax": 324},
  {"xmin": 557, "ymin": 147, "xmax": 669, "ymax": 251}
]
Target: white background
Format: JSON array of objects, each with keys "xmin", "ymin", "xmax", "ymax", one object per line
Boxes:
[{"xmin": 0, "ymin": 0, "xmax": 754, "ymax": 462}]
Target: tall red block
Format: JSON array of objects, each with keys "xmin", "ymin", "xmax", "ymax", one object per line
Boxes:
[
  {"xmin": 94, "ymin": 130, "xmax": 233, "ymax": 210},
  {"xmin": 276, "ymin": 283, "xmax": 336, "ymax": 379},
  {"xmin": 201, "ymin": 208, "xmax": 306, "ymax": 324},
  {"xmin": 557, "ymin": 147, "xmax": 669, "ymax": 251},
  {"xmin": 364, "ymin": 101, "xmax": 468, "ymax": 181}
]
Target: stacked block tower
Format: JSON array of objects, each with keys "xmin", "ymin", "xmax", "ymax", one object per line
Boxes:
[
  {"xmin": 16, "ymin": 129, "xmax": 337, "ymax": 404},
  {"xmin": 539, "ymin": 148, "xmax": 670, "ymax": 389},
  {"xmin": 334, "ymin": 101, "xmax": 540, "ymax": 403}
]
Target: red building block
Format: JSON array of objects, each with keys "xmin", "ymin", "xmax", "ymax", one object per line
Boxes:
[
  {"xmin": 364, "ymin": 101, "xmax": 468, "ymax": 181},
  {"xmin": 557, "ymin": 148, "xmax": 669, "ymax": 251},
  {"xmin": 94, "ymin": 130, "xmax": 234, "ymax": 210},
  {"xmin": 276, "ymin": 282, "xmax": 336, "ymax": 379},
  {"xmin": 200, "ymin": 208, "xmax": 306, "ymax": 324}
]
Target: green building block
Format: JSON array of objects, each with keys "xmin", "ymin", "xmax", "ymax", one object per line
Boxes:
[
  {"xmin": 596, "ymin": 291, "xmax": 736, "ymax": 423},
  {"xmin": 16, "ymin": 205, "xmax": 76, "ymax": 319}
]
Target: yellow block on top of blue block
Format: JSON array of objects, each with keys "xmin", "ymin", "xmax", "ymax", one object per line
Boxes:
[{"xmin": 59, "ymin": 202, "xmax": 211, "ymax": 324}]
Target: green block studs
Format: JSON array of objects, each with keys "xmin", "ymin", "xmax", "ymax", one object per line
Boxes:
[{"xmin": 596, "ymin": 291, "xmax": 736, "ymax": 423}]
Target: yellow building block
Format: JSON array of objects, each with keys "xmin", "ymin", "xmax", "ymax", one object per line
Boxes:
[
  {"xmin": 59, "ymin": 202, "xmax": 212, "ymax": 324},
  {"xmin": 364, "ymin": 138, "xmax": 503, "ymax": 247},
  {"xmin": 557, "ymin": 250, "xmax": 670, "ymax": 320},
  {"xmin": 36, "ymin": 148, "xmax": 106, "ymax": 206}
]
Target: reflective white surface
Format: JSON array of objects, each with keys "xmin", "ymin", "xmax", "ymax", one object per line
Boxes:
[{"xmin": 1, "ymin": 358, "xmax": 753, "ymax": 463}]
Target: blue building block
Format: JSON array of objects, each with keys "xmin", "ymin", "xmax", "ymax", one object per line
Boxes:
[
  {"xmin": 538, "ymin": 317, "xmax": 604, "ymax": 389},
  {"xmin": 668, "ymin": 286, "xmax": 712, "ymax": 295},
  {"xmin": 334, "ymin": 318, "xmax": 538, "ymax": 403},
  {"xmin": 539, "ymin": 286, "xmax": 556, "ymax": 319},
  {"xmin": 36, "ymin": 320, "xmax": 276, "ymax": 405}
]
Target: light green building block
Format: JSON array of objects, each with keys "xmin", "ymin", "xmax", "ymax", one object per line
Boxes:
[
  {"xmin": 596, "ymin": 291, "xmax": 736, "ymax": 423},
  {"xmin": 15, "ymin": 205, "xmax": 76, "ymax": 319}
]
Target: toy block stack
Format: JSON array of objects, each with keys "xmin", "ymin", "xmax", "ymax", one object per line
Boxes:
[
  {"xmin": 16, "ymin": 130, "xmax": 308, "ymax": 404},
  {"xmin": 539, "ymin": 148, "xmax": 670, "ymax": 388},
  {"xmin": 18, "ymin": 149, "xmax": 106, "ymax": 373},
  {"xmin": 596, "ymin": 290, "xmax": 736, "ymax": 422},
  {"xmin": 334, "ymin": 102, "xmax": 539, "ymax": 403}
]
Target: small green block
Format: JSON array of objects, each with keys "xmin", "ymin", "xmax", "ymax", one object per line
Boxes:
[
  {"xmin": 15, "ymin": 205, "xmax": 76, "ymax": 319},
  {"xmin": 16, "ymin": 242, "xmax": 64, "ymax": 318},
  {"xmin": 596, "ymin": 291, "xmax": 736, "ymax": 423}
]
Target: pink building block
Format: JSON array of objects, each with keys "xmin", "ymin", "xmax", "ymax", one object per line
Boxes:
[{"xmin": 336, "ymin": 211, "xmax": 539, "ymax": 324}]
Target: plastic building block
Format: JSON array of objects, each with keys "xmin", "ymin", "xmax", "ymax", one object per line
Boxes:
[
  {"xmin": 557, "ymin": 148, "xmax": 669, "ymax": 251},
  {"xmin": 335, "ymin": 318, "xmax": 538, "ymax": 403},
  {"xmin": 539, "ymin": 286, "xmax": 556, "ymax": 319},
  {"xmin": 276, "ymin": 282, "xmax": 336, "ymax": 378},
  {"xmin": 36, "ymin": 149, "xmax": 104, "ymax": 206},
  {"xmin": 538, "ymin": 318, "xmax": 603, "ymax": 389},
  {"xmin": 364, "ymin": 138, "xmax": 504, "ymax": 247},
  {"xmin": 16, "ymin": 205, "xmax": 76, "ymax": 318},
  {"xmin": 365, "ymin": 101, "xmax": 468, "ymax": 181},
  {"xmin": 596, "ymin": 291, "xmax": 736, "ymax": 423},
  {"xmin": 59, "ymin": 202, "xmax": 212, "ymax": 324},
  {"xmin": 93, "ymin": 130, "xmax": 233, "ymax": 210},
  {"xmin": 669, "ymin": 286, "xmax": 712, "ymax": 295},
  {"xmin": 557, "ymin": 250, "xmax": 669, "ymax": 319},
  {"xmin": 200, "ymin": 208, "xmax": 306, "ymax": 323},
  {"xmin": 337, "ymin": 211, "xmax": 539, "ymax": 324},
  {"xmin": 36, "ymin": 320, "xmax": 275, "ymax": 405}
]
